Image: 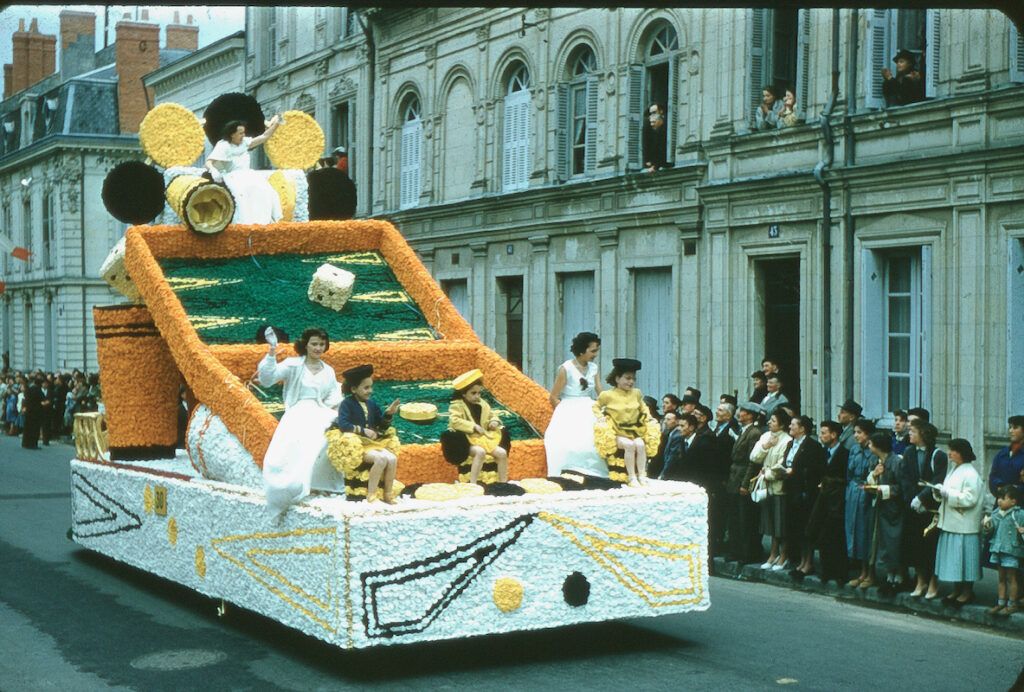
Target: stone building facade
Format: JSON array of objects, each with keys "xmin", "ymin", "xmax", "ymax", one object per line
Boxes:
[
  {"xmin": 0, "ymin": 11, "xmax": 197, "ymax": 372},
  {"xmin": 255, "ymin": 8, "xmax": 1024, "ymax": 466}
]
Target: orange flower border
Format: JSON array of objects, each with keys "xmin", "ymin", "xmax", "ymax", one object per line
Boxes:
[{"xmin": 122, "ymin": 220, "xmax": 552, "ymax": 479}]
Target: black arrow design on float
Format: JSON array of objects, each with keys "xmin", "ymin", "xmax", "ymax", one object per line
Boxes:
[{"xmin": 71, "ymin": 471, "xmax": 143, "ymax": 539}]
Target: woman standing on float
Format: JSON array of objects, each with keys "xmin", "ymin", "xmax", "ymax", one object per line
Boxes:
[{"xmin": 545, "ymin": 332, "xmax": 607, "ymax": 477}]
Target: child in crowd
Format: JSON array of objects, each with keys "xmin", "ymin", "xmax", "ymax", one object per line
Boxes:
[
  {"xmin": 443, "ymin": 369, "xmax": 509, "ymax": 485},
  {"xmin": 328, "ymin": 364, "xmax": 401, "ymax": 503},
  {"xmin": 593, "ymin": 358, "xmax": 660, "ymax": 487},
  {"xmin": 984, "ymin": 485, "xmax": 1024, "ymax": 616}
]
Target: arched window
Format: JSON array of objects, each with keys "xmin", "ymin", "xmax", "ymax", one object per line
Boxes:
[
  {"xmin": 557, "ymin": 45, "xmax": 598, "ymax": 179},
  {"xmin": 399, "ymin": 95, "xmax": 422, "ymax": 209},
  {"xmin": 502, "ymin": 63, "xmax": 532, "ymax": 193}
]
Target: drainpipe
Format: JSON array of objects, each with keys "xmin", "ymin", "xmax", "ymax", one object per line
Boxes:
[
  {"xmin": 813, "ymin": 9, "xmax": 841, "ymax": 419},
  {"xmin": 358, "ymin": 12, "xmax": 375, "ymax": 217},
  {"xmin": 843, "ymin": 10, "xmax": 859, "ymax": 399},
  {"xmin": 80, "ymin": 150, "xmax": 87, "ymax": 370}
]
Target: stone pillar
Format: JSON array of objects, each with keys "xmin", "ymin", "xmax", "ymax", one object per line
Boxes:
[
  {"xmin": 527, "ymin": 234, "xmax": 551, "ymax": 383},
  {"xmin": 595, "ymin": 225, "xmax": 620, "ymax": 358},
  {"xmin": 469, "ymin": 240, "xmax": 489, "ymax": 345}
]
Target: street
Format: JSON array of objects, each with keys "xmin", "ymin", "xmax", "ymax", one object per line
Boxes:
[{"xmin": 1, "ymin": 435, "xmax": 1022, "ymax": 692}]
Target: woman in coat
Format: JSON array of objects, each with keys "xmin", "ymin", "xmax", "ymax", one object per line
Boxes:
[
  {"xmin": 750, "ymin": 409, "xmax": 793, "ymax": 570},
  {"xmin": 934, "ymin": 438, "xmax": 985, "ymax": 607},
  {"xmin": 845, "ymin": 419, "xmax": 879, "ymax": 588},
  {"xmin": 864, "ymin": 431, "xmax": 909, "ymax": 594},
  {"xmin": 903, "ymin": 420, "xmax": 947, "ymax": 598}
]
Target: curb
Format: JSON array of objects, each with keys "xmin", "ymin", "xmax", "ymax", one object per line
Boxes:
[{"xmin": 712, "ymin": 557, "xmax": 1024, "ymax": 637}]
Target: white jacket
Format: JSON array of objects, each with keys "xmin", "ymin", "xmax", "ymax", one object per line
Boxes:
[
  {"xmin": 257, "ymin": 352, "xmax": 342, "ymax": 411},
  {"xmin": 934, "ymin": 462, "xmax": 984, "ymax": 535}
]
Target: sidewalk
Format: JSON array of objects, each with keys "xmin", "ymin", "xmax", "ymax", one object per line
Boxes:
[{"xmin": 712, "ymin": 556, "xmax": 1024, "ymax": 636}]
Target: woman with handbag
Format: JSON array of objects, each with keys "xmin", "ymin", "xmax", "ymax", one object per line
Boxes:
[
  {"xmin": 903, "ymin": 420, "xmax": 947, "ymax": 599},
  {"xmin": 845, "ymin": 419, "xmax": 879, "ymax": 588},
  {"xmin": 864, "ymin": 431, "xmax": 909, "ymax": 595},
  {"xmin": 934, "ymin": 438, "xmax": 985, "ymax": 607},
  {"xmin": 749, "ymin": 409, "xmax": 793, "ymax": 570}
]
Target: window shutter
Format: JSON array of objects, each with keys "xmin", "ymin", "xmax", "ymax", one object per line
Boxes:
[
  {"xmin": 1010, "ymin": 22, "xmax": 1024, "ymax": 83},
  {"xmin": 400, "ymin": 119, "xmax": 422, "ymax": 209},
  {"xmin": 860, "ymin": 248, "xmax": 886, "ymax": 417},
  {"xmin": 865, "ymin": 9, "xmax": 890, "ymax": 109},
  {"xmin": 503, "ymin": 90, "xmax": 530, "ymax": 192},
  {"xmin": 666, "ymin": 54, "xmax": 679, "ymax": 164},
  {"xmin": 626, "ymin": 64, "xmax": 643, "ymax": 170},
  {"xmin": 918, "ymin": 245, "xmax": 931, "ymax": 410},
  {"xmin": 520, "ymin": 96, "xmax": 532, "ymax": 187},
  {"xmin": 925, "ymin": 10, "xmax": 940, "ymax": 98},
  {"xmin": 748, "ymin": 9, "xmax": 769, "ymax": 126},
  {"xmin": 502, "ymin": 99, "xmax": 514, "ymax": 191},
  {"xmin": 796, "ymin": 9, "xmax": 812, "ymax": 121},
  {"xmin": 555, "ymin": 83, "xmax": 569, "ymax": 181},
  {"xmin": 584, "ymin": 74, "xmax": 599, "ymax": 173}
]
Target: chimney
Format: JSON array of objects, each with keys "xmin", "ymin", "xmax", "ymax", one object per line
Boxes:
[
  {"xmin": 8, "ymin": 17, "xmax": 57, "ymax": 97},
  {"xmin": 60, "ymin": 11, "xmax": 97, "ymax": 80},
  {"xmin": 11, "ymin": 19, "xmax": 29, "ymax": 95},
  {"xmin": 115, "ymin": 19, "xmax": 160, "ymax": 133},
  {"xmin": 3, "ymin": 65, "xmax": 11, "ymax": 99},
  {"xmin": 164, "ymin": 13, "xmax": 199, "ymax": 52}
]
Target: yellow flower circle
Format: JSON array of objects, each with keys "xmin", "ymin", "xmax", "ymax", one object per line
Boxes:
[
  {"xmin": 140, "ymin": 103, "xmax": 206, "ymax": 168},
  {"xmin": 195, "ymin": 546, "xmax": 206, "ymax": 579},
  {"xmin": 492, "ymin": 577, "xmax": 524, "ymax": 612},
  {"xmin": 167, "ymin": 517, "xmax": 178, "ymax": 546},
  {"xmin": 268, "ymin": 171, "xmax": 296, "ymax": 221},
  {"xmin": 413, "ymin": 482, "xmax": 484, "ymax": 502},
  {"xmin": 264, "ymin": 110, "xmax": 326, "ymax": 170},
  {"xmin": 519, "ymin": 478, "xmax": 563, "ymax": 494}
]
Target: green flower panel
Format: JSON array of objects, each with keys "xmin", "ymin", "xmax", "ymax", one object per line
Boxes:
[
  {"xmin": 249, "ymin": 379, "xmax": 541, "ymax": 443},
  {"xmin": 159, "ymin": 252, "xmax": 437, "ymax": 344}
]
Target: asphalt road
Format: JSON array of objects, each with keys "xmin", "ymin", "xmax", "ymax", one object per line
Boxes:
[{"xmin": 1, "ymin": 434, "xmax": 1022, "ymax": 691}]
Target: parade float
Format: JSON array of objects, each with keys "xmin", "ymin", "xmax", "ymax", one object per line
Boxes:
[{"xmin": 70, "ymin": 95, "xmax": 709, "ymax": 649}]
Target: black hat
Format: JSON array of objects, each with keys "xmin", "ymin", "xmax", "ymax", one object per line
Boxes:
[
  {"xmin": 907, "ymin": 406, "xmax": 930, "ymax": 422},
  {"xmin": 254, "ymin": 324, "xmax": 289, "ymax": 345},
  {"xmin": 681, "ymin": 394, "xmax": 699, "ymax": 405},
  {"xmin": 893, "ymin": 49, "xmax": 918, "ymax": 65},
  {"xmin": 611, "ymin": 358, "xmax": 642, "ymax": 372},
  {"xmin": 1010, "ymin": 415, "xmax": 1024, "ymax": 428},
  {"xmin": 341, "ymin": 364, "xmax": 373, "ymax": 387},
  {"xmin": 839, "ymin": 399, "xmax": 863, "ymax": 416},
  {"xmin": 947, "ymin": 438, "xmax": 976, "ymax": 463}
]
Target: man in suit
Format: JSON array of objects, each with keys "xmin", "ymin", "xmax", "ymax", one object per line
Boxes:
[
  {"xmin": 708, "ymin": 403, "xmax": 740, "ymax": 555},
  {"xmin": 781, "ymin": 415, "xmax": 826, "ymax": 577},
  {"xmin": 20, "ymin": 374, "xmax": 44, "ymax": 450},
  {"xmin": 726, "ymin": 402, "xmax": 765, "ymax": 563},
  {"xmin": 805, "ymin": 420, "xmax": 850, "ymax": 584},
  {"xmin": 836, "ymin": 399, "xmax": 863, "ymax": 451},
  {"xmin": 760, "ymin": 374, "xmax": 789, "ymax": 418},
  {"xmin": 649, "ymin": 410, "xmax": 683, "ymax": 479},
  {"xmin": 663, "ymin": 411, "xmax": 722, "ymax": 555}
]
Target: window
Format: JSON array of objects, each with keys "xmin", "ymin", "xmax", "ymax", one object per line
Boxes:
[
  {"xmin": 1011, "ymin": 21, "xmax": 1024, "ymax": 83},
  {"xmin": 559, "ymin": 272, "xmax": 595, "ymax": 354},
  {"xmin": 628, "ymin": 21, "xmax": 680, "ymax": 169},
  {"xmin": 441, "ymin": 278, "xmax": 469, "ymax": 319},
  {"xmin": 266, "ymin": 10, "xmax": 279, "ymax": 69},
  {"xmin": 748, "ymin": 9, "xmax": 809, "ymax": 125},
  {"xmin": 497, "ymin": 276, "xmax": 524, "ymax": 371},
  {"xmin": 864, "ymin": 9, "xmax": 940, "ymax": 109},
  {"xmin": 557, "ymin": 46, "xmax": 597, "ymax": 179},
  {"xmin": 861, "ymin": 246, "xmax": 931, "ymax": 419},
  {"xmin": 23, "ymin": 301, "xmax": 33, "ymax": 368},
  {"xmin": 45, "ymin": 295, "xmax": 56, "ymax": 371},
  {"xmin": 502, "ymin": 63, "xmax": 531, "ymax": 193},
  {"xmin": 21, "ymin": 198, "xmax": 31, "ymax": 272},
  {"xmin": 332, "ymin": 101, "xmax": 353, "ymax": 177},
  {"xmin": 42, "ymin": 193, "xmax": 53, "ymax": 270},
  {"xmin": 399, "ymin": 96, "xmax": 422, "ymax": 210},
  {"xmin": 1, "ymin": 204, "xmax": 9, "ymax": 275}
]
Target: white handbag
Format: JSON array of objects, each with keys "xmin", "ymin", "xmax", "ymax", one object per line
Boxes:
[{"xmin": 751, "ymin": 473, "xmax": 768, "ymax": 504}]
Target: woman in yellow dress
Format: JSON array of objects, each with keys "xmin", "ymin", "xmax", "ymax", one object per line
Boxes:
[
  {"xmin": 443, "ymin": 369, "xmax": 509, "ymax": 485},
  {"xmin": 592, "ymin": 358, "xmax": 661, "ymax": 487},
  {"xmin": 325, "ymin": 364, "xmax": 402, "ymax": 503}
]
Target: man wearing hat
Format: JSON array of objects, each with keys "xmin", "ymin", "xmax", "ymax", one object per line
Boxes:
[
  {"xmin": 726, "ymin": 401, "xmax": 765, "ymax": 562},
  {"xmin": 882, "ymin": 48, "xmax": 925, "ymax": 107},
  {"xmin": 837, "ymin": 399, "xmax": 863, "ymax": 451}
]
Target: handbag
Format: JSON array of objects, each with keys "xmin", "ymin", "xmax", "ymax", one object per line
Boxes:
[{"xmin": 750, "ymin": 473, "xmax": 768, "ymax": 504}]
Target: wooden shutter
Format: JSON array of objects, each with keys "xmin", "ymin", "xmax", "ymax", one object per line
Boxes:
[
  {"xmin": 400, "ymin": 118, "xmax": 422, "ymax": 209},
  {"xmin": 626, "ymin": 64, "xmax": 643, "ymax": 170},
  {"xmin": 859, "ymin": 248, "xmax": 885, "ymax": 417},
  {"xmin": 748, "ymin": 9, "xmax": 769, "ymax": 126},
  {"xmin": 560, "ymin": 272, "xmax": 595, "ymax": 353},
  {"xmin": 796, "ymin": 9, "xmax": 811, "ymax": 121},
  {"xmin": 503, "ymin": 90, "xmax": 530, "ymax": 192},
  {"xmin": 555, "ymin": 83, "xmax": 569, "ymax": 181},
  {"xmin": 634, "ymin": 268, "xmax": 674, "ymax": 402},
  {"xmin": 666, "ymin": 54, "xmax": 679, "ymax": 164},
  {"xmin": 865, "ymin": 9, "xmax": 890, "ymax": 109},
  {"xmin": 925, "ymin": 10, "xmax": 940, "ymax": 98},
  {"xmin": 1010, "ymin": 21, "xmax": 1024, "ymax": 83},
  {"xmin": 584, "ymin": 74, "xmax": 599, "ymax": 173}
]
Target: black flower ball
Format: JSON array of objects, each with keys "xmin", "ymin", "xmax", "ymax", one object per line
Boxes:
[
  {"xmin": 307, "ymin": 167, "xmax": 357, "ymax": 220},
  {"xmin": 101, "ymin": 161, "xmax": 165, "ymax": 224},
  {"xmin": 203, "ymin": 92, "xmax": 267, "ymax": 145}
]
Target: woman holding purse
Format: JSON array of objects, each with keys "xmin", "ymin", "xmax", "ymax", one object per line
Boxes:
[
  {"xmin": 934, "ymin": 438, "xmax": 984, "ymax": 607},
  {"xmin": 750, "ymin": 409, "xmax": 793, "ymax": 570}
]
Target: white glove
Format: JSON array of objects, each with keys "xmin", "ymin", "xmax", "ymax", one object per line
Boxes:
[
  {"xmin": 937, "ymin": 484, "xmax": 949, "ymax": 499},
  {"xmin": 264, "ymin": 327, "xmax": 278, "ymax": 349},
  {"xmin": 910, "ymin": 496, "xmax": 924, "ymax": 513},
  {"xmin": 210, "ymin": 167, "xmax": 224, "ymax": 184}
]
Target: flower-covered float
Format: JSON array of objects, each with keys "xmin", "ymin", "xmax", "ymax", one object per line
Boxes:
[{"xmin": 72, "ymin": 97, "xmax": 709, "ymax": 649}]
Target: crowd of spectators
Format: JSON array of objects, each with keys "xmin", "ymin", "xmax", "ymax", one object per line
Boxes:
[
  {"xmin": 0, "ymin": 367, "xmax": 101, "ymax": 449},
  {"xmin": 644, "ymin": 357, "xmax": 1024, "ymax": 615}
]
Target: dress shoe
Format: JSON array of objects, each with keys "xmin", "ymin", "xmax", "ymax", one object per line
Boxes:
[
  {"xmin": 952, "ymin": 593, "xmax": 976, "ymax": 608},
  {"xmin": 999, "ymin": 604, "xmax": 1019, "ymax": 616},
  {"xmin": 846, "ymin": 577, "xmax": 862, "ymax": 588},
  {"xmin": 987, "ymin": 604, "xmax": 1005, "ymax": 616},
  {"xmin": 857, "ymin": 578, "xmax": 875, "ymax": 590},
  {"xmin": 760, "ymin": 561, "xmax": 774, "ymax": 570},
  {"xmin": 771, "ymin": 560, "xmax": 790, "ymax": 572}
]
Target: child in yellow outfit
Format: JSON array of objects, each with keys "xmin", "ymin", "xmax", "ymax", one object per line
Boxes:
[
  {"xmin": 444, "ymin": 369, "xmax": 509, "ymax": 484},
  {"xmin": 592, "ymin": 358, "xmax": 661, "ymax": 487}
]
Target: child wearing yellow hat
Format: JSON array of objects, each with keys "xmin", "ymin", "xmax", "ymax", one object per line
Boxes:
[{"xmin": 443, "ymin": 369, "xmax": 509, "ymax": 484}]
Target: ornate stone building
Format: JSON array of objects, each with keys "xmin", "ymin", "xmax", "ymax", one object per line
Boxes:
[{"xmin": 247, "ymin": 8, "xmax": 1024, "ymax": 464}]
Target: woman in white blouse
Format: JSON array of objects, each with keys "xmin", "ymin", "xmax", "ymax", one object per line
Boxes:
[
  {"xmin": 750, "ymin": 409, "xmax": 794, "ymax": 571},
  {"xmin": 933, "ymin": 438, "xmax": 985, "ymax": 607},
  {"xmin": 205, "ymin": 117, "xmax": 283, "ymax": 225},
  {"xmin": 258, "ymin": 327, "xmax": 342, "ymax": 515}
]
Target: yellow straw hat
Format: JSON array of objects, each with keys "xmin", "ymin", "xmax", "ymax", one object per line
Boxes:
[{"xmin": 452, "ymin": 369, "xmax": 483, "ymax": 391}]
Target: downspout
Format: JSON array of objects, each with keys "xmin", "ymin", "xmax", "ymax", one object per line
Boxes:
[
  {"xmin": 843, "ymin": 10, "xmax": 859, "ymax": 399},
  {"xmin": 80, "ymin": 151, "xmax": 87, "ymax": 370},
  {"xmin": 358, "ymin": 12, "xmax": 375, "ymax": 217},
  {"xmin": 812, "ymin": 9, "xmax": 841, "ymax": 418}
]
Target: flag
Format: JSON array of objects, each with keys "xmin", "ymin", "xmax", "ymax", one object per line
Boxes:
[{"xmin": 11, "ymin": 246, "xmax": 30, "ymax": 261}]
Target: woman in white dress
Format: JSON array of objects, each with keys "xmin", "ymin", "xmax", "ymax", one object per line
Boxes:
[
  {"xmin": 205, "ymin": 117, "xmax": 284, "ymax": 225},
  {"xmin": 258, "ymin": 327, "xmax": 343, "ymax": 515},
  {"xmin": 544, "ymin": 332, "xmax": 607, "ymax": 477}
]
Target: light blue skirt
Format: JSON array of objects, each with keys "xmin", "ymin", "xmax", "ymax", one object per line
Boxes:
[{"xmin": 935, "ymin": 531, "xmax": 981, "ymax": 583}]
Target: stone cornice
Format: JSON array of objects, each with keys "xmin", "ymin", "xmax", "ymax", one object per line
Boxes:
[
  {"xmin": 0, "ymin": 134, "xmax": 140, "ymax": 172},
  {"xmin": 144, "ymin": 37, "xmax": 246, "ymax": 93}
]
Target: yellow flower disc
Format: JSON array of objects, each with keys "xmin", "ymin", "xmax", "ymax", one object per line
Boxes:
[
  {"xmin": 399, "ymin": 402, "xmax": 438, "ymax": 422},
  {"xmin": 143, "ymin": 484, "xmax": 154, "ymax": 514},
  {"xmin": 195, "ymin": 546, "xmax": 206, "ymax": 579},
  {"xmin": 268, "ymin": 171, "xmax": 296, "ymax": 221},
  {"xmin": 493, "ymin": 577, "xmax": 524, "ymax": 612},
  {"xmin": 167, "ymin": 517, "xmax": 178, "ymax": 546},
  {"xmin": 519, "ymin": 478, "xmax": 563, "ymax": 494},
  {"xmin": 139, "ymin": 103, "xmax": 206, "ymax": 168},
  {"xmin": 413, "ymin": 482, "xmax": 485, "ymax": 502},
  {"xmin": 264, "ymin": 110, "xmax": 325, "ymax": 170}
]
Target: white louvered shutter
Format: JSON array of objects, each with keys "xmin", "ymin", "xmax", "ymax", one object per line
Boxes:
[
  {"xmin": 627, "ymin": 64, "xmax": 643, "ymax": 170},
  {"xmin": 555, "ymin": 83, "xmax": 570, "ymax": 181},
  {"xmin": 748, "ymin": 9, "xmax": 769, "ymax": 126},
  {"xmin": 400, "ymin": 118, "xmax": 422, "ymax": 209},
  {"xmin": 796, "ymin": 9, "xmax": 812, "ymax": 121},
  {"xmin": 503, "ymin": 89, "xmax": 530, "ymax": 192},
  {"xmin": 925, "ymin": 10, "xmax": 940, "ymax": 98},
  {"xmin": 865, "ymin": 9, "xmax": 890, "ymax": 109},
  {"xmin": 666, "ymin": 54, "xmax": 679, "ymax": 163},
  {"xmin": 584, "ymin": 74, "xmax": 599, "ymax": 174},
  {"xmin": 1012, "ymin": 22, "xmax": 1024, "ymax": 83}
]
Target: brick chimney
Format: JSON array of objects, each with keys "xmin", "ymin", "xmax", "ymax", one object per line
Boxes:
[
  {"xmin": 11, "ymin": 19, "xmax": 28, "ymax": 95},
  {"xmin": 3, "ymin": 65, "xmax": 11, "ymax": 100},
  {"xmin": 164, "ymin": 13, "xmax": 199, "ymax": 52},
  {"xmin": 115, "ymin": 19, "xmax": 160, "ymax": 133},
  {"xmin": 59, "ymin": 10, "xmax": 96, "ymax": 80},
  {"xmin": 7, "ymin": 18, "xmax": 57, "ymax": 98}
]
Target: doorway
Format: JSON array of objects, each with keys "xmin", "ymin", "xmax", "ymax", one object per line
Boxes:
[
  {"xmin": 497, "ymin": 276, "xmax": 523, "ymax": 371},
  {"xmin": 758, "ymin": 257, "xmax": 801, "ymax": 411}
]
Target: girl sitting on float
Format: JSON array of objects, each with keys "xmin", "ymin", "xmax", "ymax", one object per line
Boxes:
[
  {"xmin": 326, "ymin": 364, "xmax": 402, "ymax": 503},
  {"xmin": 592, "ymin": 358, "xmax": 661, "ymax": 487},
  {"xmin": 442, "ymin": 369, "xmax": 509, "ymax": 485}
]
